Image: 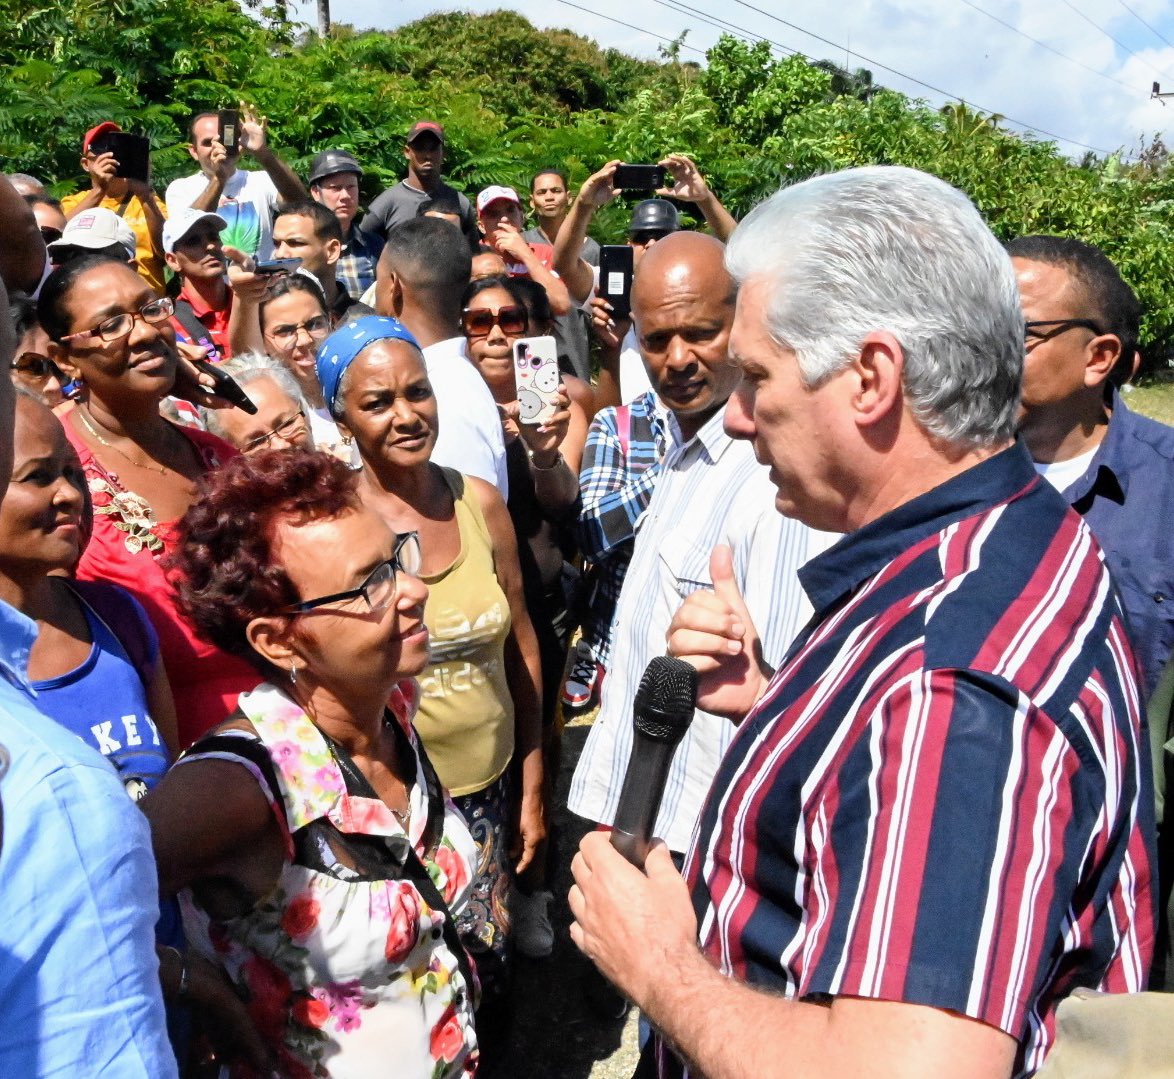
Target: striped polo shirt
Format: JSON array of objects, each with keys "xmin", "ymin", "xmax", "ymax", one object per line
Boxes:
[{"xmin": 670, "ymin": 442, "xmax": 1155, "ymax": 1079}]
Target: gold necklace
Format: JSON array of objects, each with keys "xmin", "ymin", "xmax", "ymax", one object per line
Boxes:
[{"xmin": 77, "ymin": 407, "xmax": 169, "ymax": 476}]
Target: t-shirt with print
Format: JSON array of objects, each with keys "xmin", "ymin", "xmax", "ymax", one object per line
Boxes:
[
  {"xmin": 60, "ymin": 189, "xmax": 169, "ymax": 295},
  {"xmin": 32, "ymin": 580, "xmax": 170, "ymax": 802},
  {"xmin": 165, "ymin": 167, "xmax": 280, "ymax": 260}
]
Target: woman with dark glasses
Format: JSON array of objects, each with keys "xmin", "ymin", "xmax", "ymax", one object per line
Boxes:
[
  {"xmin": 39, "ymin": 254, "xmax": 259, "ymax": 747},
  {"xmin": 148, "ymin": 448, "xmax": 479, "ymax": 1078},
  {"xmin": 316, "ymin": 317, "xmax": 546, "ymax": 1055},
  {"xmin": 9, "ymin": 292, "xmax": 68, "ymax": 406}
]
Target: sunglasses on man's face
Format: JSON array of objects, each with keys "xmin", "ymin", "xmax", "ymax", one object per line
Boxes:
[{"xmin": 461, "ymin": 304, "xmax": 528, "ymax": 339}]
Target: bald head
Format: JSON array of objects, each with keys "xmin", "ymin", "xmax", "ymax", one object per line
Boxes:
[
  {"xmin": 629, "ymin": 231, "xmax": 740, "ymax": 438},
  {"xmin": 631, "ymin": 231, "xmax": 733, "ymax": 318}
]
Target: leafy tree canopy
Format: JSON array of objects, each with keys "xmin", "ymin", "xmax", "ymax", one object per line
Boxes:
[{"xmin": 4, "ymin": 0, "xmax": 1174, "ymax": 368}]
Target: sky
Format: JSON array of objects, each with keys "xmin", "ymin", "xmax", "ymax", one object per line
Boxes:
[{"xmin": 278, "ymin": 0, "xmax": 1174, "ymax": 159}]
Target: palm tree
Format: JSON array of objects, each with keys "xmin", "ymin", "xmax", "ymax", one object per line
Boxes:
[{"xmin": 317, "ymin": 0, "xmax": 330, "ymax": 38}]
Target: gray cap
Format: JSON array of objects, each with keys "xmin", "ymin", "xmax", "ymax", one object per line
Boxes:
[
  {"xmin": 628, "ymin": 199, "xmax": 680, "ymax": 236},
  {"xmin": 308, "ymin": 149, "xmax": 363, "ymax": 185}
]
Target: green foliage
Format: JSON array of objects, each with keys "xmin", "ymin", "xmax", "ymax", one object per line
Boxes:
[{"xmin": 4, "ymin": 3, "xmax": 1174, "ymax": 366}]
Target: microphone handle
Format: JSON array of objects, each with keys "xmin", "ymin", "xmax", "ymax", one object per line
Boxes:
[{"xmin": 610, "ymin": 735, "xmax": 679, "ymax": 867}]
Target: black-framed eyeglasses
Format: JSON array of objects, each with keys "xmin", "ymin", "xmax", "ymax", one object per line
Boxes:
[
  {"xmin": 39, "ymin": 225, "xmax": 63, "ymax": 245},
  {"xmin": 241, "ymin": 410, "xmax": 309, "ymax": 454},
  {"xmin": 1024, "ymin": 319, "xmax": 1104, "ymax": 345},
  {"xmin": 283, "ymin": 532, "xmax": 422, "ymax": 615},
  {"xmin": 11, "ymin": 352, "xmax": 65, "ymax": 384},
  {"xmin": 461, "ymin": 304, "xmax": 528, "ymax": 339},
  {"xmin": 59, "ymin": 296, "xmax": 175, "ymax": 344}
]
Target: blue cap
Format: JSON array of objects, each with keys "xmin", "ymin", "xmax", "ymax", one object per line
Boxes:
[{"xmin": 315, "ymin": 316, "xmax": 421, "ymax": 414}]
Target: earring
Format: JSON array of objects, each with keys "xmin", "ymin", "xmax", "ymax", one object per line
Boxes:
[{"xmin": 289, "ymin": 663, "xmax": 299, "ymax": 685}]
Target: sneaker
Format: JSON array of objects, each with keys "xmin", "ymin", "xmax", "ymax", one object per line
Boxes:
[
  {"xmin": 511, "ymin": 887, "xmax": 554, "ymax": 959},
  {"xmin": 562, "ymin": 642, "xmax": 604, "ymax": 715}
]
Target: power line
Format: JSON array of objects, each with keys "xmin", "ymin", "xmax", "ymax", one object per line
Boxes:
[
  {"xmin": 550, "ymin": 0, "xmax": 708, "ymax": 57},
  {"xmin": 1116, "ymin": 0, "xmax": 1174, "ymax": 54},
  {"xmin": 956, "ymin": 0, "xmax": 1138, "ymax": 93},
  {"xmin": 725, "ymin": 0, "xmax": 1120, "ymax": 155},
  {"xmin": 650, "ymin": 0, "xmax": 799, "ymax": 58},
  {"xmin": 1056, "ymin": 0, "xmax": 1168, "ymax": 81}
]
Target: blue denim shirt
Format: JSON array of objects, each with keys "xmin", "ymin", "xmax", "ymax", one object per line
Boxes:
[
  {"xmin": 0, "ymin": 601, "xmax": 176, "ymax": 1077},
  {"xmin": 1064, "ymin": 393, "xmax": 1174, "ymax": 701}
]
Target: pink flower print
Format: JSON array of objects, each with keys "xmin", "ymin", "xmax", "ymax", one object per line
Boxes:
[
  {"xmin": 430, "ymin": 1002, "xmax": 466, "ymax": 1063},
  {"xmin": 323, "ymin": 979, "xmax": 365, "ymax": 1033},
  {"xmin": 433, "ymin": 842, "xmax": 470, "ymax": 906},
  {"xmin": 269, "ymin": 739, "xmax": 302, "ymax": 772},
  {"xmin": 384, "ymin": 885, "xmax": 421, "ymax": 964}
]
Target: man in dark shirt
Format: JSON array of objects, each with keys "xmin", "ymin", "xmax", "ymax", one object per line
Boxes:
[
  {"xmin": 525, "ymin": 168, "xmax": 599, "ymax": 380},
  {"xmin": 1010, "ymin": 235, "xmax": 1174, "ymax": 701},
  {"xmin": 358, "ymin": 122, "xmax": 476, "ymax": 242},
  {"xmin": 308, "ymin": 149, "xmax": 383, "ymax": 300}
]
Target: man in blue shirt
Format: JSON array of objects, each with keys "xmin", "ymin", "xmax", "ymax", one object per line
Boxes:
[
  {"xmin": 0, "ymin": 258, "xmax": 176, "ymax": 1077},
  {"xmin": 1011, "ymin": 235, "xmax": 1174, "ymax": 701}
]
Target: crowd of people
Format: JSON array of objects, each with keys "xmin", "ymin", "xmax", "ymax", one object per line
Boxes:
[{"xmin": 0, "ymin": 102, "xmax": 1172, "ymax": 1079}]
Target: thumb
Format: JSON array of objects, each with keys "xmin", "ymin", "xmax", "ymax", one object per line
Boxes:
[
  {"xmin": 709, "ymin": 544, "xmax": 747, "ymax": 614},
  {"xmin": 643, "ymin": 840, "xmax": 680, "ymax": 882},
  {"xmin": 222, "ymin": 245, "xmax": 254, "ymax": 272}
]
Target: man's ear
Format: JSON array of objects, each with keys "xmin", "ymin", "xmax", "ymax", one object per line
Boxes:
[
  {"xmin": 187, "ymin": 143, "xmax": 200, "ymax": 164},
  {"xmin": 164, "ymin": 251, "xmax": 181, "ymax": 274},
  {"xmin": 852, "ymin": 332, "xmax": 904, "ymax": 428},
  {"xmin": 376, "ymin": 269, "xmax": 403, "ymax": 318},
  {"xmin": 324, "ymin": 237, "xmax": 342, "ymax": 269},
  {"xmin": 1084, "ymin": 333, "xmax": 1123, "ymax": 391},
  {"xmin": 245, "ymin": 615, "xmax": 299, "ymax": 675}
]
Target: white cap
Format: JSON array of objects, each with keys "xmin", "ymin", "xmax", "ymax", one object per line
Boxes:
[
  {"xmin": 162, "ymin": 208, "xmax": 227, "ymax": 254},
  {"xmin": 476, "ymin": 185, "xmax": 522, "ymax": 214},
  {"xmin": 48, "ymin": 208, "xmax": 136, "ymax": 260}
]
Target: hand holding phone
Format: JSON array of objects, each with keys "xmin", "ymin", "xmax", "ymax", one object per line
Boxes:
[
  {"xmin": 253, "ymin": 258, "xmax": 302, "ymax": 276},
  {"xmin": 613, "ymin": 163, "xmax": 667, "ymax": 192},
  {"xmin": 599, "ymin": 245, "xmax": 635, "ymax": 321},
  {"xmin": 217, "ymin": 109, "xmax": 240, "ymax": 156},
  {"xmin": 513, "ymin": 336, "xmax": 561, "ymax": 426}
]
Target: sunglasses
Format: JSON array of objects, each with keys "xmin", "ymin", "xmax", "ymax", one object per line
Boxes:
[
  {"xmin": 461, "ymin": 304, "xmax": 528, "ymax": 339},
  {"xmin": 11, "ymin": 352, "xmax": 65, "ymax": 383}
]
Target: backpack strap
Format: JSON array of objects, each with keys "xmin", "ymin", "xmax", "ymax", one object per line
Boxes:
[{"xmin": 172, "ymin": 299, "xmax": 223, "ymax": 364}]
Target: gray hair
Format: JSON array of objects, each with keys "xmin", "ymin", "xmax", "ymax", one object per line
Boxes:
[
  {"xmin": 725, "ymin": 166, "xmax": 1022, "ymax": 449},
  {"xmin": 198, "ymin": 351, "xmax": 307, "ymax": 439}
]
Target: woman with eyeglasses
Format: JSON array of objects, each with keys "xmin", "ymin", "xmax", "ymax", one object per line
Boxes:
[
  {"xmin": 260, "ymin": 273, "xmax": 357, "ymax": 463},
  {"xmin": 316, "ymin": 317, "xmax": 546, "ymax": 1043},
  {"xmin": 198, "ymin": 351, "xmax": 315, "ymax": 457},
  {"xmin": 9, "ymin": 292, "xmax": 68, "ymax": 407},
  {"xmin": 145, "ymin": 448, "xmax": 479, "ymax": 1078},
  {"xmin": 459, "ymin": 274, "xmax": 590, "ymax": 956},
  {"xmin": 39, "ymin": 254, "xmax": 260, "ymax": 747}
]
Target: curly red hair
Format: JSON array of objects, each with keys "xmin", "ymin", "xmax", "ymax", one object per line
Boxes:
[{"xmin": 167, "ymin": 449, "xmax": 361, "ymax": 671}]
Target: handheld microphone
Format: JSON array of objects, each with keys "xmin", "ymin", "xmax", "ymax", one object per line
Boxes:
[{"xmin": 610, "ymin": 656, "xmax": 698, "ymax": 866}]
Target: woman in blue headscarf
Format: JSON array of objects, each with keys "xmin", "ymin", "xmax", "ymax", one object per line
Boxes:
[{"xmin": 318, "ymin": 318, "xmax": 546, "ymax": 1047}]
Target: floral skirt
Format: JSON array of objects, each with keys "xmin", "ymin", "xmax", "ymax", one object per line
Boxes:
[{"xmin": 452, "ymin": 772, "xmax": 513, "ymax": 1005}]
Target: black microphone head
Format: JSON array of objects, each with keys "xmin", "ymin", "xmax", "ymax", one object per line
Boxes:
[{"xmin": 632, "ymin": 656, "xmax": 698, "ymax": 744}]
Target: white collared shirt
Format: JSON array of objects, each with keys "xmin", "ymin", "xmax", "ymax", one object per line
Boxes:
[{"xmin": 568, "ymin": 407, "xmax": 830, "ymax": 852}]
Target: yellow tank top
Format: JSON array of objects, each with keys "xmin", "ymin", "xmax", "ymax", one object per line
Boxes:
[{"xmin": 414, "ymin": 469, "xmax": 514, "ymax": 796}]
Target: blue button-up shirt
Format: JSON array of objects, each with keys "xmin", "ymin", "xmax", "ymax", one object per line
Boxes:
[
  {"xmin": 0, "ymin": 601, "xmax": 176, "ymax": 1077},
  {"xmin": 1061, "ymin": 393, "xmax": 1174, "ymax": 700}
]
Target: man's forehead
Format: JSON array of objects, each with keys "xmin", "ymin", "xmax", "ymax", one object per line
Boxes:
[
  {"xmin": 480, "ymin": 199, "xmax": 519, "ymax": 217},
  {"xmin": 1012, "ymin": 257, "xmax": 1081, "ymax": 312},
  {"xmin": 192, "ymin": 116, "xmax": 218, "ymax": 141},
  {"xmin": 275, "ymin": 215, "xmax": 316, "ymax": 239}
]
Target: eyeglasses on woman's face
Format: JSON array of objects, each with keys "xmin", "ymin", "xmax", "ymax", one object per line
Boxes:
[
  {"xmin": 283, "ymin": 532, "xmax": 423, "ymax": 615},
  {"xmin": 240, "ymin": 409, "xmax": 309, "ymax": 455},
  {"xmin": 461, "ymin": 304, "xmax": 528, "ymax": 340},
  {"xmin": 264, "ymin": 315, "xmax": 331, "ymax": 350},
  {"xmin": 58, "ymin": 297, "xmax": 175, "ymax": 345}
]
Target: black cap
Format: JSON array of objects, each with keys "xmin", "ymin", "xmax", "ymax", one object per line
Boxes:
[
  {"xmin": 628, "ymin": 199, "xmax": 680, "ymax": 236},
  {"xmin": 308, "ymin": 149, "xmax": 363, "ymax": 185}
]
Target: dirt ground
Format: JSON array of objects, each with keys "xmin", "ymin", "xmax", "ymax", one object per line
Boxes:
[{"xmin": 482, "ymin": 721, "xmax": 641, "ymax": 1079}]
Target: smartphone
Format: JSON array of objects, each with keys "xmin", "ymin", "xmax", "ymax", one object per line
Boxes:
[
  {"xmin": 190, "ymin": 357, "xmax": 258, "ymax": 415},
  {"xmin": 217, "ymin": 109, "xmax": 240, "ymax": 155},
  {"xmin": 253, "ymin": 258, "xmax": 301, "ymax": 276},
  {"xmin": 599, "ymin": 245, "xmax": 635, "ymax": 321},
  {"xmin": 513, "ymin": 336, "xmax": 560, "ymax": 426},
  {"xmin": 89, "ymin": 131, "xmax": 151, "ymax": 184},
  {"xmin": 613, "ymin": 163, "xmax": 666, "ymax": 192}
]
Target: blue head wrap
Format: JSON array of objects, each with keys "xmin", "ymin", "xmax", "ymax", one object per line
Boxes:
[{"xmin": 315, "ymin": 316, "xmax": 421, "ymax": 415}]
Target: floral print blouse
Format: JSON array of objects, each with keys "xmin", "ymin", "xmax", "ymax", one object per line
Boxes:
[{"xmin": 177, "ymin": 681, "xmax": 479, "ymax": 1079}]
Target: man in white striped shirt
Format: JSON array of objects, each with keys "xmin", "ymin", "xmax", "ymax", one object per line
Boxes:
[{"xmin": 568, "ymin": 232, "xmax": 825, "ymax": 854}]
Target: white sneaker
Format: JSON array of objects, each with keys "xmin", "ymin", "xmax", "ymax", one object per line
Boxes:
[{"xmin": 511, "ymin": 887, "xmax": 554, "ymax": 958}]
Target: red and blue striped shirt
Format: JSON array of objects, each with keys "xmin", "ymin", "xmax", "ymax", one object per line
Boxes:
[{"xmin": 670, "ymin": 443, "xmax": 1156, "ymax": 1078}]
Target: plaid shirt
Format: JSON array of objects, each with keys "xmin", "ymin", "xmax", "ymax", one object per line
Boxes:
[
  {"xmin": 334, "ymin": 225, "xmax": 383, "ymax": 301},
  {"xmin": 573, "ymin": 391, "xmax": 666, "ymax": 666}
]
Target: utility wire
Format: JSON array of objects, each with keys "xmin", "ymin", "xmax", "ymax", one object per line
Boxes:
[
  {"xmin": 1116, "ymin": 0, "xmax": 1174, "ymax": 54},
  {"xmin": 725, "ymin": 0, "xmax": 1119, "ymax": 155},
  {"xmin": 550, "ymin": 0, "xmax": 708, "ymax": 57},
  {"xmin": 956, "ymin": 0, "xmax": 1137, "ymax": 93},
  {"xmin": 1056, "ymin": 0, "xmax": 1168, "ymax": 80},
  {"xmin": 650, "ymin": 0, "xmax": 799, "ymax": 58}
]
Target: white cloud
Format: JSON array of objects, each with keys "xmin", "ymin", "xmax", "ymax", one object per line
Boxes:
[{"xmin": 283, "ymin": 0, "xmax": 1174, "ymax": 157}]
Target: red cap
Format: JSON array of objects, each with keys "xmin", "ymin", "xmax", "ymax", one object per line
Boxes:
[
  {"xmin": 406, "ymin": 121, "xmax": 445, "ymax": 145},
  {"xmin": 83, "ymin": 121, "xmax": 121, "ymax": 152}
]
